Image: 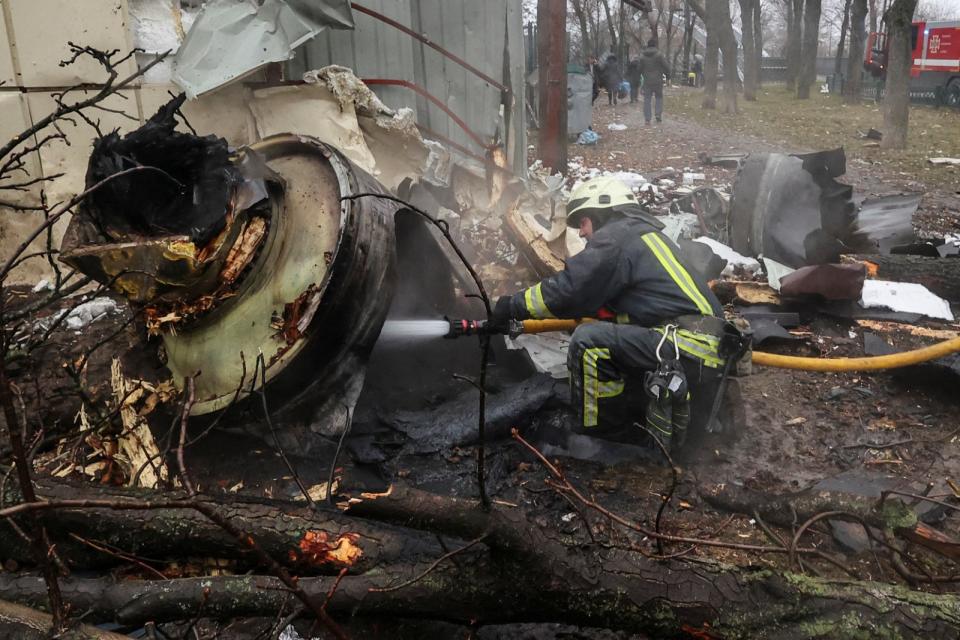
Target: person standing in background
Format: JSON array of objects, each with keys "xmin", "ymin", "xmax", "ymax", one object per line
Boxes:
[
  {"xmin": 692, "ymin": 54, "xmax": 704, "ymax": 88},
  {"xmin": 588, "ymin": 56, "xmax": 602, "ymax": 104},
  {"xmin": 602, "ymin": 55, "xmax": 622, "ymax": 106},
  {"xmin": 637, "ymin": 39, "xmax": 670, "ymax": 124},
  {"xmin": 626, "ymin": 56, "xmax": 643, "ymax": 104}
]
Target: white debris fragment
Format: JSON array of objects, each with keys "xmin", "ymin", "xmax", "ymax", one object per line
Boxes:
[
  {"xmin": 506, "ymin": 333, "xmax": 570, "ymax": 379},
  {"xmin": 682, "ymin": 172, "xmax": 706, "ymax": 185},
  {"xmin": 32, "ymin": 279, "xmax": 52, "ymax": 293},
  {"xmin": 928, "ymin": 157, "xmax": 960, "ymax": 166},
  {"xmin": 693, "ymin": 237, "xmax": 762, "ymax": 276},
  {"xmin": 761, "ymin": 257, "xmax": 795, "ymax": 292},
  {"xmin": 859, "ymin": 281, "xmax": 954, "ymax": 322},
  {"xmin": 61, "ymin": 298, "xmax": 120, "ymax": 331},
  {"xmin": 659, "ymin": 213, "xmax": 701, "ymax": 243},
  {"xmin": 658, "ymin": 178, "xmax": 676, "ymax": 188},
  {"xmin": 279, "ymin": 626, "xmax": 320, "ymax": 640},
  {"xmin": 607, "ymin": 123, "xmax": 628, "ymax": 131}
]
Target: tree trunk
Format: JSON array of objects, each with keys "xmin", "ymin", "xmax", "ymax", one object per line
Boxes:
[
  {"xmin": 845, "ymin": 0, "xmax": 868, "ymax": 102},
  {"xmin": 739, "ymin": 0, "xmax": 758, "ymax": 101},
  {"xmin": 571, "ymin": 0, "xmax": 593, "ymax": 62},
  {"xmin": 682, "ymin": 0, "xmax": 698, "ymax": 75},
  {"xmin": 785, "ymin": 0, "xmax": 805, "ymax": 89},
  {"xmin": 664, "ymin": 3, "xmax": 675, "ymax": 69},
  {"xmin": 717, "ymin": 0, "xmax": 739, "ymax": 112},
  {"xmin": 881, "ymin": 0, "xmax": 919, "ymax": 149},
  {"xmin": 600, "ymin": 0, "xmax": 619, "ymax": 54},
  {"xmin": 835, "ymin": 0, "xmax": 852, "ymax": 78},
  {"xmin": 753, "ymin": 0, "xmax": 763, "ymax": 86},
  {"xmin": 796, "ymin": 0, "xmax": 822, "ymax": 98},
  {"xmin": 0, "ymin": 478, "xmax": 446, "ymax": 576},
  {"xmin": 869, "ymin": 0, "xmax": 878, "ymax": 32},
  {"xmin": 0, "ymin": 483, "xmax": 959, "ymax": 637},
  {"xmin": 702, "ymin": 1, "xmax": 719, "ymax": 109},
  {"xmin": 0, "ymin": 599, "xmax": 127, "ymax": 640}
]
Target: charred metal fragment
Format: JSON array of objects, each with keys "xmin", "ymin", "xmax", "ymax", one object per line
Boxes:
[
  {"xmin": 83, "ymin": 94, "xmax": 240, "ymax": 245},
  {"xmin": 60, "ymin": 97, "xmax": 277, "ymax": 309},
  {"xmin": 728, "ymin": 148, "xmax": 919, "ymax": 268}
]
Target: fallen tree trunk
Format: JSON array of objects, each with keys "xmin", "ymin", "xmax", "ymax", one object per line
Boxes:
[
  {"xmin": 0, "ymin": 477, "xmax": 445, "ymax": 575},
  {"xmin": 843, "ymin": 254, "xmax": 960, "ymax": 303},
  {"xmin": 0, "ymin": 598, "xmax": 127, "ymax": 639},
  {"xmin": 1, "ymin": 480, "xmax": 958, "ymax": 637}
]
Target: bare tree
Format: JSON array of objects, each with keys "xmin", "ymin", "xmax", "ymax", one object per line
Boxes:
[
  {"xmin": 868, "ymin": 0, "xmax": 878, "ymax": 31},
  {"xmin": 753, "ymin": 0, "xmax": 763, "ymax": 87},
  {"xmin": 845, "ymin": 0, "xmax": 868, "ymax": 101},
  {"xmin": 599, "ymin": 0, "xmax": 620, "ymax": 53},
  {"xmin": 701, "ymin": 0, "xmax": 719, "ymax": 108},
  {"xmin": 796, "ymin": 0, "xmax": 822, "ymax": 98},
  {"xmin": 834, "ymin": 0, "xmax": 852, "ymax": 79},
  {"xmin": 739, "ymin": 0, "xmax": 760, "ymax": 100},
  {"xmin": 571, "ymin": 0, "xmax": 594, "ymax": 61},
  {"xmin": 881, "ymin": 0, "xmax": 919, "ymax": 148},
  {"xmin": 716, "ymin": 0, "xmax": 740, "ymax": 112},
  {"xmin": 785, "ymin": 0, "xmax": 804, "ymax": 89}
]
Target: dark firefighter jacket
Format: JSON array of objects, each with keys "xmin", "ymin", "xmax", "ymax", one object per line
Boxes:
[{"xmin": 508, "ymin": 212, "xmax": 726, "ymax": 366}]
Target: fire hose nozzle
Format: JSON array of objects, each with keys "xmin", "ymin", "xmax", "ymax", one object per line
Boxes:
[{"xmin": 444, "ymin": 318, "xmax": 526, "ymax": 339}]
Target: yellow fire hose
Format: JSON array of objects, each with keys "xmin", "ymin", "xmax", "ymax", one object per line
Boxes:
[{"xmin": 519, "ymin": 319, "xmax": 960, "ymax": 373}]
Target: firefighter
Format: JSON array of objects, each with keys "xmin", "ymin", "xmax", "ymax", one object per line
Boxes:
[{"xmin": 490, "ymin": 176, "xmax": 732, "ymax": 452}]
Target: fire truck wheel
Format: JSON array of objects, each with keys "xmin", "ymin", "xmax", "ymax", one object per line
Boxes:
[{"xmin": 946, "ymin": 79, "xmax": 960, "ymax": 108}]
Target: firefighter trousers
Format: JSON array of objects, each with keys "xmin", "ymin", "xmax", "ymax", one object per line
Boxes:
[{"xmin": 566, "ymin": 321, "xmax": 723, "ymax": 442}]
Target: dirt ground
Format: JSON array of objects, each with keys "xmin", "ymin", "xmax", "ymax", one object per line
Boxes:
[
  {"xmin": 3, "ymin": 89, "xmax": 960, "ymax": 636},
  {"xmin": 575, "ymin": 85, "xmax": 960, "ymax": 237}
]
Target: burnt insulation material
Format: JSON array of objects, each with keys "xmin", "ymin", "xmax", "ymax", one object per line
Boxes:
[{"xmin": 82, "ymin": 94, "xmax": 241, "ymax": 245}]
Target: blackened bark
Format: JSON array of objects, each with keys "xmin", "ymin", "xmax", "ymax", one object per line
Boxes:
[{"xmin": 0, "ymin": 478, "xmax": 446, "ymax": 576}]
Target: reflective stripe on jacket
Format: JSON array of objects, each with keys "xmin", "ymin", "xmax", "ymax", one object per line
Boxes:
[{"xmin": 510, "ymin": 214, "xmax": 723, "ymax": 363}]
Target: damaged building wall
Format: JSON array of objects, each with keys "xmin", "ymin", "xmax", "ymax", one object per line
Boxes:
[
  {"xmin": 0, "ymin": 0, "xmax": 143, "ymax": 285},
  {"xmin": 0, "ymin": 0, "xmax": 526, "ymax": 285},
  {"xmin": 287, "ymin": 0, "xmax": 527, "ymax": 173}
]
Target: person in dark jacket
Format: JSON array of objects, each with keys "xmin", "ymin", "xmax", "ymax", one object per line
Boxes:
[
  {"xmin": 601, "ymin": 55, "xmax": 622, "ymax": 106},
  {"xmin": 626, "ymin": 57, "xmax": 643, "ymax": 104},
  {"xmin": 489, "ymin": 177, "xmax": 728, "ymax": 451},
  {"xmin": 588, "ymin": 56, "xmax": 602, "ymax": 104},
  {"xmin": 636, "ymin": 39, "xmax": 671, "ymax": 124}
]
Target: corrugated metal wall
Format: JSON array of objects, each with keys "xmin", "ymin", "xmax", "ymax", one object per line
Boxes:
[{"xmin": 288, "ymin": 0, "xmax": 527, "ymax": 172}]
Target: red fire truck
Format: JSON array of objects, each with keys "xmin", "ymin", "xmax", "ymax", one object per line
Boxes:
[{"xmin": 865, "ymin": 19, "xmax": 960, "ymax": 106}]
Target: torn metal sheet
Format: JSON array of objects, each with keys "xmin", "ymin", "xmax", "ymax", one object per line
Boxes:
[
  {"xmin": 60, "ymin": 95, "xmax": 274, "ymax": 305},
  {"xmin": 848, "ymin": 194, "xmax": 922, "ymax": 254},
  {"xmin": 779, "ymin": 263, "xmax": 867, "ymax": 301},
  {"xmin": 762, "ymin": 257, "xmax": 794, "ymax": 292},
  {"xmin": 248, "ymin": 66, "xmax": 440, "ymax": 191},
  {"xmin": 729, "ymin": 149, "xmax": 854, "ymax": 268},
  {"xmin": 750, "ymin": 319, "xmax": 802, "ymax": 345},
  {"xmin": 172, "ymin": 0, "xmax": 354, "ymax": 98},
  {"xmin": 506, "ymin": 333, "xmax": 570, "ymax": 379}
]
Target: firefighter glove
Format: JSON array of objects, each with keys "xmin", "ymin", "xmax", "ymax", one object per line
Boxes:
[{"xmin": 487, "ymin": 296, "xmax": 514, "ymax": 335}]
